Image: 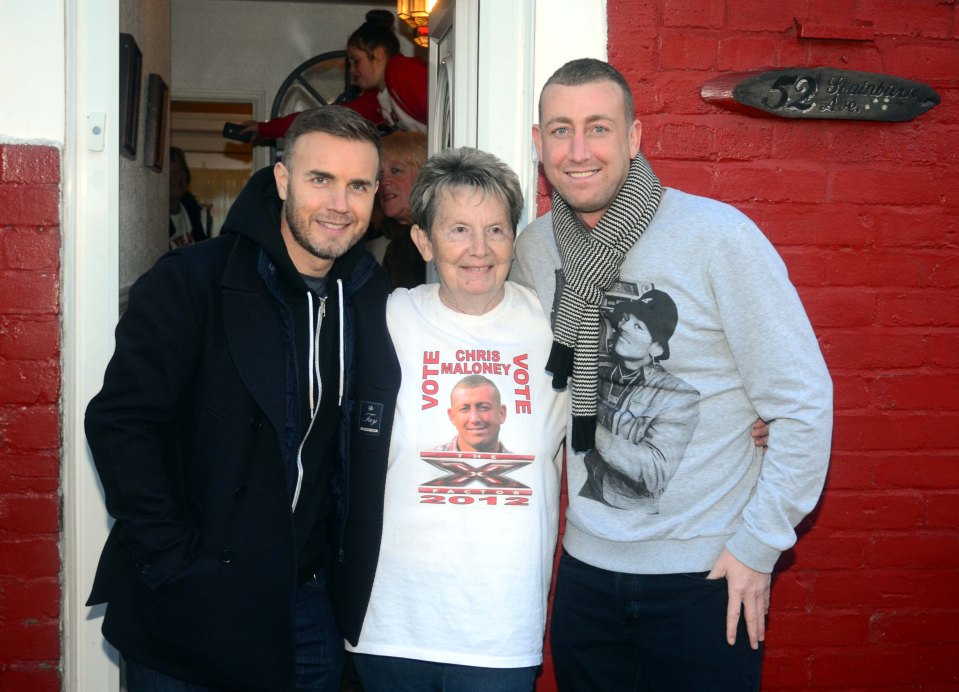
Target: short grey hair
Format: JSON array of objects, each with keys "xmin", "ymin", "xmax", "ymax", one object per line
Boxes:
[
  {"xmin": 539, "ymin": 58, "xmax": 635, "ymax": 124},
  {"xmin": 409, "ymin": 147, "xmax": 524, "ymax": 236}
]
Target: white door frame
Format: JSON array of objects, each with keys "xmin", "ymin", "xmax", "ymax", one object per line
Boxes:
[{"xmin": 63, "ymin": 0, "xmax": 121, "ymax": 689}]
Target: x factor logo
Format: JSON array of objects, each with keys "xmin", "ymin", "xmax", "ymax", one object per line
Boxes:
[{"xmin": 421, "ymin": 458, "xmax": 531, "ymax": 489}]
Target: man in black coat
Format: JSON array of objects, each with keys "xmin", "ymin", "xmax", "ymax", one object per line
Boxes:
[{"xmin": 86, "ymin": 107, "xmax": 400, "ymax": 691}]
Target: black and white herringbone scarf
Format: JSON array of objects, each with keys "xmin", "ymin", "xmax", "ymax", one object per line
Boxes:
[{"xmin": 546, "ymin": 154, "xmax": 663, "ymax": 452}]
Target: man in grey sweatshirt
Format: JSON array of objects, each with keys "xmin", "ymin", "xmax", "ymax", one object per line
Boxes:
[{"xmin": 511, "ymin": 58, "xmax": 833, "ymax": 691}]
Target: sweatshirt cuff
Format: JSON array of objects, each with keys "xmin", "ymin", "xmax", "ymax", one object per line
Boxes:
[{"xmin": 725, "ymin": 529, "xmax": 781, "ymax": 574}]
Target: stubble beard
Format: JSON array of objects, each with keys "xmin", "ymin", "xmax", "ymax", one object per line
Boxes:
[{"xmin": 284, "ymin": 196, "xmax": 357, "ymax": 262}]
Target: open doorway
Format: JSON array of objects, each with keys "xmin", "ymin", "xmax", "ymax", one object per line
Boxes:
[
  {"xmin": 170, "ymin": 98, "xmax": 256, "ymax": 237},
  {"xmin": 169, "ymin": 1, "xmax": 406, "ymax": 234}
]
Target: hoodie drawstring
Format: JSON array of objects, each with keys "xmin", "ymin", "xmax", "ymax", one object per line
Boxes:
[
  {"xmin": 292, "ymin": 281, "xmax": 345, "ymax": 511},
  {"xmin": 337, "ymin": 279, "xmax": 345, "ymax": 406},
  {"xmin": 293, "ymin": 291, "xmax": 325, "ymax": 510},
  {"xmin": 306, "ymin": 293, "xmax": 317, "ymax": 416}
]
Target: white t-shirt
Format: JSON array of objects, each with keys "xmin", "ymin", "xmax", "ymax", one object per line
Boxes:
[
  {"xmin": 169, "ymin": 205, "xmax": 194, "ymax": 249},
  {"xmin": 347, "ymin": 282, "xmax": 567, "ymax": 668}
]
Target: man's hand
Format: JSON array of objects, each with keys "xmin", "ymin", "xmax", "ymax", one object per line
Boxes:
[
  {"xmin": 238, "ymin": 120, "xmax": 258, "ymax": 137},
  {"xmin": 751, "ymin": 418, "xmax": 770, "ymax": 447},
  {"xmin": 707, "ymin": 548, "xmax": 771, "ymax": 650}
]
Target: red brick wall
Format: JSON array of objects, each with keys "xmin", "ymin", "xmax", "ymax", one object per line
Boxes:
[
  {"xmin": 596, "ymin": 1, "xmax": 959, "ymax": 689},
  {"xmin": 0, "ymin": 144, "xmax": 62, "ymax": 692}
]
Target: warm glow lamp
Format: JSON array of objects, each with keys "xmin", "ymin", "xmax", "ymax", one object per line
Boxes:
[{"xmin": 397, "ymin": 0, "xmax": 437, "ymax": 47}]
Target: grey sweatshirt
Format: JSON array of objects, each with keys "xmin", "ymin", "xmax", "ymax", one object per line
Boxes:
[{"xmin": 511, "ymin": 187, "xmax": 833, "ymax": 574}]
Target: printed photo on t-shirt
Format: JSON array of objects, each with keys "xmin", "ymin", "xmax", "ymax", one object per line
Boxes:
[
  {"xmin": 551, "ymin": 272, "xmax": 702, "ymax": 513},
  {"xmin": 415, "ymin": 351, "xmax": 537, "ymax": 509}
]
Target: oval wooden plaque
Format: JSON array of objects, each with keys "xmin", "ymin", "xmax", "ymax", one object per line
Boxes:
[{"xmin": 702, "ymin": 68, "xmax": 940, "ymax": 121}]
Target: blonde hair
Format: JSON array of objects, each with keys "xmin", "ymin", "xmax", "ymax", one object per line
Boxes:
[{"xmin": 381, "ymin": 131, "xmax": 428, "ymax": 173}]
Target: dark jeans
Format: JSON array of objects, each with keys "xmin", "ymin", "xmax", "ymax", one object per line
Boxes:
[
  {"xmin": 352, "ymin": 653, "xmax": 539, "ymax": 692},
  {"xmin": 124, "ymin": 572, "xmax": 344, "ymax": 691},
  {"xmin": 550, "ymin": 551, "xmax": 762, "ymax": 692}
]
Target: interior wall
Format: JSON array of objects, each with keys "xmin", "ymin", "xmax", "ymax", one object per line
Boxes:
[
  {"xmin": 170, "ymin": 0, "xmax": 416, "ymax": 120},
  {"xmin": 119, "ymin": 1, "xmax": 172, "ymax": 296}
]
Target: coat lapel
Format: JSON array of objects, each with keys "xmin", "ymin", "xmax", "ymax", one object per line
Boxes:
[{"xmin": 222, "ymin": 238, "xmax": 288, "ymax": 445}]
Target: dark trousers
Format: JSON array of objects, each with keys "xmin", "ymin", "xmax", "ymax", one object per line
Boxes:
[
  {"xmin": 352, "ymin": 654, "xmax": 539, "ymax": 692},
  {"xmin": 550, "ymin": 551, "xmax": 762, "ymax": 692},
  {"xmin": 124, "ymin": 571, "xmax": 344, "ymax": 691}
]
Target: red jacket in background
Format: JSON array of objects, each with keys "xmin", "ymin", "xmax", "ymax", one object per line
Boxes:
[{"xmin": 259, "ymin": 53, "xmax": 428, "ymax": 138}]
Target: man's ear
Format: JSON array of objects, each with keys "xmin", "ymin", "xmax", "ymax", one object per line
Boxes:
[
  {"xmin": 532, "ymin": 124, "xmax": 543, "ymax": 161},
  {"xmin": 628, "ymin": 118, "xmax": 642, "ymax": 159},
  {"xmin": 411, "ymin": 225, "xmax": 434, "ymax": 262},
  {"xmin": 650, "ymin": 341, "xmax": 664, "ymax": 359},
  {"xmin": 274, "ymin": 162, "xmax": 289, "ymax": 201}
]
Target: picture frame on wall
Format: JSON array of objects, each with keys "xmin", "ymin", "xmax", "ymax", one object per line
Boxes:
[
  {"xmin": 143, "ymin": 73, "xmax": 169, "ymax": 172},
  {"xmin": 119, "ymin": 33, "xmax": 142, "ymax": 159}
]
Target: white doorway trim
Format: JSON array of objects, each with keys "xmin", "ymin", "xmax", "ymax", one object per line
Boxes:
[
  {"xmin": 532, "ymin": 1, "xmax": 609, "ymax": 99},
  {"xmin": 529, "ymin": 0, "xmax": 608, "ymax": 226},
  {"xmin": 63, "ymin": 0, "xmax": 121, "ymax": 689}
]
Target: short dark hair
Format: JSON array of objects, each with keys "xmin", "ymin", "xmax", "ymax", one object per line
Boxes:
[
  {"xmin": 283, "ymin": 106, "xmax": 381, "ymax": 172},
  {"xmin": 169, "ymin": 146, "xmax": 190, "ymax": 184},
  {"xmin": 539, "ymin": 58, "xmax": 635, "ymax": 124},
  {"xmin": 347, "ymin": 9, "xmax": 400, "ymax": 58},
  {"xmin": 409, "ymin": 147, "xmax": 524, "ymax": 236}
]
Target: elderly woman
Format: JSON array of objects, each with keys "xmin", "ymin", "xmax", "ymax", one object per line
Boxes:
[
  {"xmin": 347, "ymin": 147, "xmax": 568, "ymax": 691},
  {"xmin": 366, "ymin": 131, "xmax": 427, "ymax": 289}
]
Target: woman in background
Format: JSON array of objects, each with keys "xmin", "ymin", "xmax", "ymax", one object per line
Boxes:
[
  {"xmin": 248, "ymin": 10, "xmax": 427, "ymax": 140},
  {"xmin": 367, "ymin": 131, "xmax": 427, "ymax": 289}
]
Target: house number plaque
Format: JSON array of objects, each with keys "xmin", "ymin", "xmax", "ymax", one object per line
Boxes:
[{"xmin": 701, "ymin": 68, "xmax": 940, "ymax": 122}]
